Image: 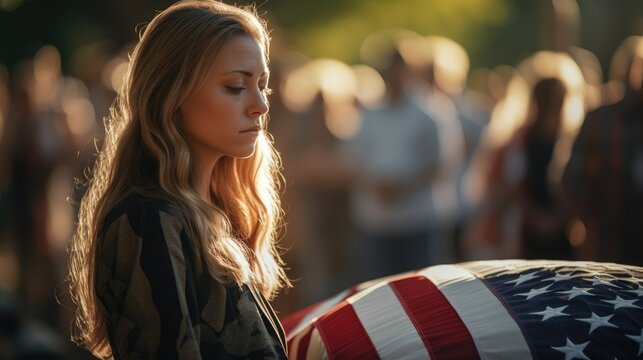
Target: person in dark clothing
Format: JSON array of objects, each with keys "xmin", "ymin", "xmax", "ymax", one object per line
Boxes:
[
  {"xmin": 519, "ymin": 77, "xmax": 573, "ymax": 260},
  {"xmin": 67, "ymin": 1, "xmax": 290, "ymax": 358},
  {"xmin": 563, "ymin": 38, "xmax": 643, "ymax": 265}
]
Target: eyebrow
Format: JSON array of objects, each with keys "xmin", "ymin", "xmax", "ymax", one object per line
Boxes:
[{"xmin": 224, "ymin": 70, "xmax": 270, "ymax": 78}]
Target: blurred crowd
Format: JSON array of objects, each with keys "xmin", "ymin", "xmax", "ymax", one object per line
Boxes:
[
  {"xmin": 0, "ymin": 28, "xmax": 642, "ymax": 360},
  {"xmin": 273, "ymin": 32, "xmax": 643, "ymax": 313}
]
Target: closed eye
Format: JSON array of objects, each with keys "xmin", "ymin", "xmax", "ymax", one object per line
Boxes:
[
  {"xmin": 226, "ymin": 86, "xmax": 245, "ymax": 94},
  {"xmin": 261, "ymin": 87, "xmax": 273, "ymax": 96}
]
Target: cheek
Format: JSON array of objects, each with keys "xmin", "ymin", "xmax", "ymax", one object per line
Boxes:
[{"xmin": 182, "ymin": 92, "xmax": 222, "ymax": 133}]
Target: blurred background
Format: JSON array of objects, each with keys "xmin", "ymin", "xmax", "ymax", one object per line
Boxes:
[{"xmin": 1, "ymin": 0, "xmax": 642, "ymax": 358}]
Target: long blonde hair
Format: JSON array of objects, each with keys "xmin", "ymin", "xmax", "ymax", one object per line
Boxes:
[{"xmin": 67, "ymin": 1, "xmax": 290, "ymax": 357}]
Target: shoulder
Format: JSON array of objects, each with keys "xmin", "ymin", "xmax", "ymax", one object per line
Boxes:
[
  {"xmin": 101, "ymin": 192, "xmax": 188, "ymax": 237},
  {"xmin": 96, "ymin": 191, "xmax": 203, "ymax": 284},
  {"xmin": 97, "ymin": 192, "xmax": 195, "ymax": 263}
]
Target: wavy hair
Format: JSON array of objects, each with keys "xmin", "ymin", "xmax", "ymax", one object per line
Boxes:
[{"xmin": 67, "ymin": 1, "xmax": 290, "ymax": 358}]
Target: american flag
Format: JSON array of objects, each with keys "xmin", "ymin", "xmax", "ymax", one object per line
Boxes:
[{"xmin": 282, "ymin": 260, "xmax": 643, "ymax": 359}]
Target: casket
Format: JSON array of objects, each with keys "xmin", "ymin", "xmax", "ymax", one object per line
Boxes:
[{"xmin": 282, "ymin": 260, "xmax": 643, "ymax": 359}]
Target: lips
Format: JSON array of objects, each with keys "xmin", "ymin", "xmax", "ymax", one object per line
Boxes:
[{"xmin": 240, "ymin": 125, "xmax": 261, "ymax": 133}]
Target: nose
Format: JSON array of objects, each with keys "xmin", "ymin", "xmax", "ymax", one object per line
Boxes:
[{"xmin": 248, "ymin": 89, "xmax": 269, "ymax": 118}]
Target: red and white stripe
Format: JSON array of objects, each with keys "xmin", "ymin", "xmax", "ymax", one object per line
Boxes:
[
  {"xmin": 284, "ymin": 287, "xmax": 358, "ymax": 340},
  {"xmin": 285, "ymin": 263, "xmax": 533, "ymax": 360}
]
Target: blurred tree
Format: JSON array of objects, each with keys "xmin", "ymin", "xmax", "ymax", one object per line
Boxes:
[
  {"xmin": 264, "ymin": 0, "xmax": 512, "ymax": 66},
  {"xmin": 0, "ymin": 0, "xmax": 641, "ymax": 93}
]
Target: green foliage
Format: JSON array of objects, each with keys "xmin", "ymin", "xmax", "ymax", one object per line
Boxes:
[{"xmin": 262, "ymin": 0, "xmax": 512, "ymax": 64}]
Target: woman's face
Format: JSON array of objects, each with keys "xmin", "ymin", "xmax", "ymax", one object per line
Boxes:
[{"xmin": 180, "ymin": 35, "xmax": 269, "ymax": 163}]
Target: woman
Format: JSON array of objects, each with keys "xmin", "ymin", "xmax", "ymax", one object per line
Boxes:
[{"xmin": 67, "ymin": 1, "xmax": 290, "ymax": 358}]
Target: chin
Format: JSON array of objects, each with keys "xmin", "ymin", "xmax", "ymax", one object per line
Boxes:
[{"xmin": 230, "ymin": 146, "xmax": 257, "ymax": 159}]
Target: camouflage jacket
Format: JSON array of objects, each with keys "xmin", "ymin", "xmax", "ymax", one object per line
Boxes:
[{"xmin": 95, "ymin": 193, "xmax": 288, "ymax": 359}]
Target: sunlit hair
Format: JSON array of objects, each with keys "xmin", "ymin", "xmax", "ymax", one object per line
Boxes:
[
  {"xmin": 463, "ymin": 68, "xmax": 530, "ymax": 204},
  {"xmin": 282, "ymin": 58, "xmax": 362, "ymax": 139},
  {"xmin": 610, "ymin": 35, "xmax": 643, "ymax": 85},
  {"xmin": 628, "ymin": 39, "xmax": 643, "ymax": 92},
  {"xmin": 567, "ymin": 46, "xmax": 603, "ymax": 110},
  {"xmin": 421, "ymin": 36, "xmax": 469, "ymax": 95},
  {"xmin": 67, "ymin": 1, "xmax": 289, "ymax": 358}
]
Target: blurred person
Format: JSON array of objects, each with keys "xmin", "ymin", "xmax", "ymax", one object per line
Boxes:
[
  {"xmin": 4, "ymin": 46, "xmax": 79, "ymax": 326},
  {"xmin": 345, "ymin": 32, "xmax": 442, "ymax": 280},
  {"xmin": 0, "ymin": 47, "xmax": 81, "ymax": 359},
  {"xmin": 511, "ymin": 51, "xmax": 586, "ymax": 260},
  {"xmin": 0, "ymin": 66, "xmax": 16, "ymax": 357},
  {"xmin": 463, "ymin": 50, "xmax": 586, "ymax": 261},
  {"xmin": 567, "ymin": 46, "xmax": 603, "ymax": 111},
  {"xmin": 539, "ymin": 0, "xmax": 580, "ymax": 52},
  {"xmin": 563, "ymin": 37, "xmax": 643, "ymax": 265},
  {"xmin": 461, "ymin": 69, "xmax": 530, "ymax": 260},
  {"xmin": 278, "ymin": 59, "xmax": 359, "ymax": 305},
  {"xmin": 419, "ymin": 36, "xmax": 488, "ymax": 161},
  {"xmin": 603, "ymin": 35, "xmax": 643, "ymax": 105},
  {"xmin": 516, "ymin": 77, "xmax": 573, "ymax": 259},
  {"xmin": 486, "ymin": 65, "xmax": 524, "ymax": 106},
  {"xmin": 408, "ymin": 36, "xmax": 481, "ymax": 260},
  {"xmin": 68, "ymin": 42, "xmax": 119, "ymax": 196},
  {"xmin": 0, "ymin": 47, "xmax": 100, "ymax": 357},
  {"xmin": 70, "ymin": 41, "xmax": 118, "ymax": 125},
  {"xmin": 67, "ymin": 1, "xmax": 290, "ymax": 358}
]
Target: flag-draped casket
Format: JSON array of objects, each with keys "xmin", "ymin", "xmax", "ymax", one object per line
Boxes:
[{"xmin": 281, "ymin": 260, "xmax": 643, "ymax": 359}]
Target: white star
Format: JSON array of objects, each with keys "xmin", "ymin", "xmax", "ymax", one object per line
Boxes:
[
  {"xmin": 626, "ymin": 329, "xmax": 643, "ymax": 356},
  {"xmin": 516, "ymin": 284, "xmax": 553, "ymax": 300},
  {"xmin": 558, "ymin": 287, "xmax": 594, "ymax": 300},
  {"xmin": 545, "ymin": 272, "xmax": 581, "ymax": 283},
  {"xmin": 589, "ymin": 277, "xmax": 620, "ymax": 288},
  {"xmin": 505, "ymin": 271, "xmax": 540, "ymax": 286},
  {"xmin": 551, "ymin": 338, "xmax": 590, "ymax": 360},
  {"xmin": 576, "ymin": 313, "xmax": 617, "ymax": 334},
  {"xmin": 623, "ymin": 287, "xmax": 643, "ymax": 297},
  {"xmin": 601, "ymin": 295, "xmax": 642, "ymax": 310},
  {"xmin": 530, "ymin": 305, "xmax": 569, "ymax": 321}
]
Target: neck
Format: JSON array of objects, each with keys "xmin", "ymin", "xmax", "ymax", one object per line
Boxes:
[{"xmin": 195, "ymin": 152, "xmax": 222, "ymax": 205}]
